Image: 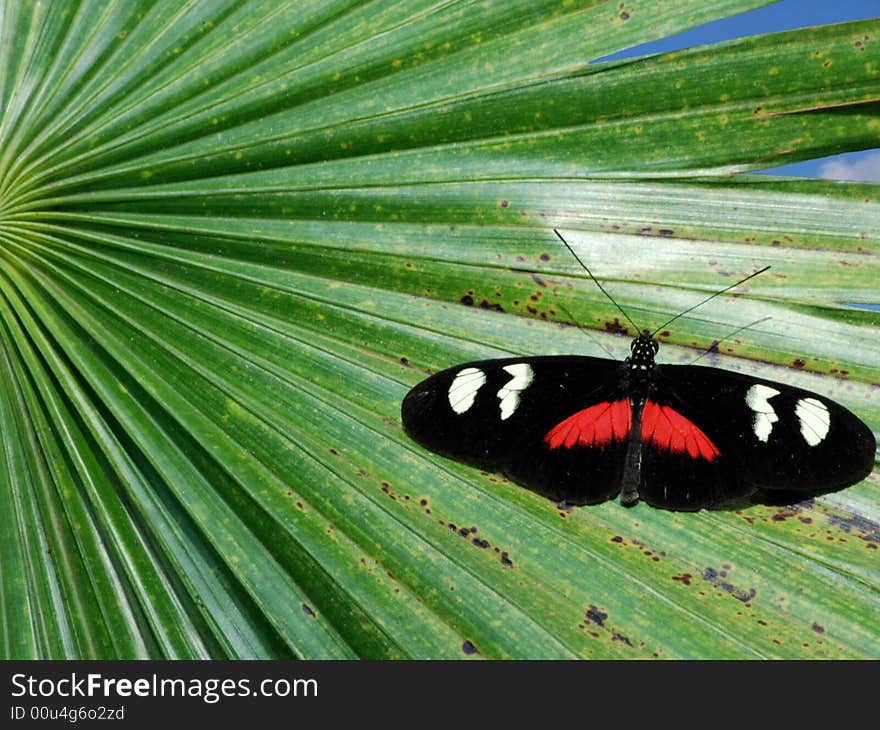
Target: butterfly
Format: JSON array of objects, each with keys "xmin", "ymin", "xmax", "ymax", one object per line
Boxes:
[{"xmin": 401, "ymin": 231, "xmax": 875, "ymax": 511}]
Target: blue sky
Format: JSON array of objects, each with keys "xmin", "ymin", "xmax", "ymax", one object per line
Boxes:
[{"xmin": 604, "ymin": 0, "xmax": 880, "ymax": 181}]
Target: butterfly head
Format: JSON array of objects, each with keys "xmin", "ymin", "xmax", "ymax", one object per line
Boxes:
[{"xmin": 627, "ymin": 332, "xmax": 658, "ymax": 372}]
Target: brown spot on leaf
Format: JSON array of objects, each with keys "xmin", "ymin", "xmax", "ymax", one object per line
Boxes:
[
  {"xmin": 460, "ymin": 294, "xmax": 474, "ymax": 306},
  {"xmin": 462, "ymin": 640, "xmax": 479, "ymax": 655},
  {"xmin": 585, "ymin": 605, "xmax": 608, "ymax": 627},
  {"xmin": 673, "ymin": 572, "xmax": 692, "ymax": 586},
  {"xmin": 702, "ymin": 567, "xmax": 756, "ymax": 602}
]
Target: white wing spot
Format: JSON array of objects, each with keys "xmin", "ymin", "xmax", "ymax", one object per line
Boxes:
[
  {"xmin": 745, "ymin": 384, "xmax": 780, "ymax": 442},
  {"xmin": 796, "ymin": 397, "xmax": 830, "ymax": 446},
  {"xmin": 497, "ymin": 363, "xmax": 534, "ymax": 420},
  {"xmin": 448, "ymin": 367, "xmax": 486, "ymax": 414}
]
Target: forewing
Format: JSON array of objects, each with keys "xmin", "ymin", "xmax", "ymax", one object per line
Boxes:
[
  {"xmin": 401, "ymin": 356, "xmax": 628, "ymax": 504},
  {"xmin": 641, "ymin": 363, "xmax": 876, "ymax": 508}
]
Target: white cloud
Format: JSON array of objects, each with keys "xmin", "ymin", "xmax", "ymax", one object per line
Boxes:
[{"xmin": 819, "ymin": 151, "xmax": 880, "ymax": 183}]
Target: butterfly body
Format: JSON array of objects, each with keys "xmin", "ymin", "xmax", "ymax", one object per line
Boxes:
[{"xmin": 401, "ymin": 333, "xmax": 875, "ymax": 511}]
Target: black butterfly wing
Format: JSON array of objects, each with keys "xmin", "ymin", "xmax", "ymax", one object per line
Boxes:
[
  {"xmin": 639, "ymin": 364, "xmax": 876, "ymax": 509},
  {"xmin": 401, "ymin": 356, "xmax": 629, "ymax": 505}
]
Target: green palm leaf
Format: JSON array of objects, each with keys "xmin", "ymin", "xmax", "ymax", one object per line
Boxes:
[{"xmin": 1, "ymin": 0, "xmax": 877, "ymax": 659}]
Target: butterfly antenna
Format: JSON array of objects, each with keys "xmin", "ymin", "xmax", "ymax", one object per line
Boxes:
[
  {"xmin": 551, "ymin": 299, "xmax": 617, "ymax": 358},
  {"xmin": 552, "ymin": 229, "xmax": 642, "ymax": 334},
  {"xmin": 650, "ymin": 265, "xmax": 770, "ymax": 338},
  {"xmin": 689, "ymin": 316, "xmax": 773, "ymax": 365}
]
